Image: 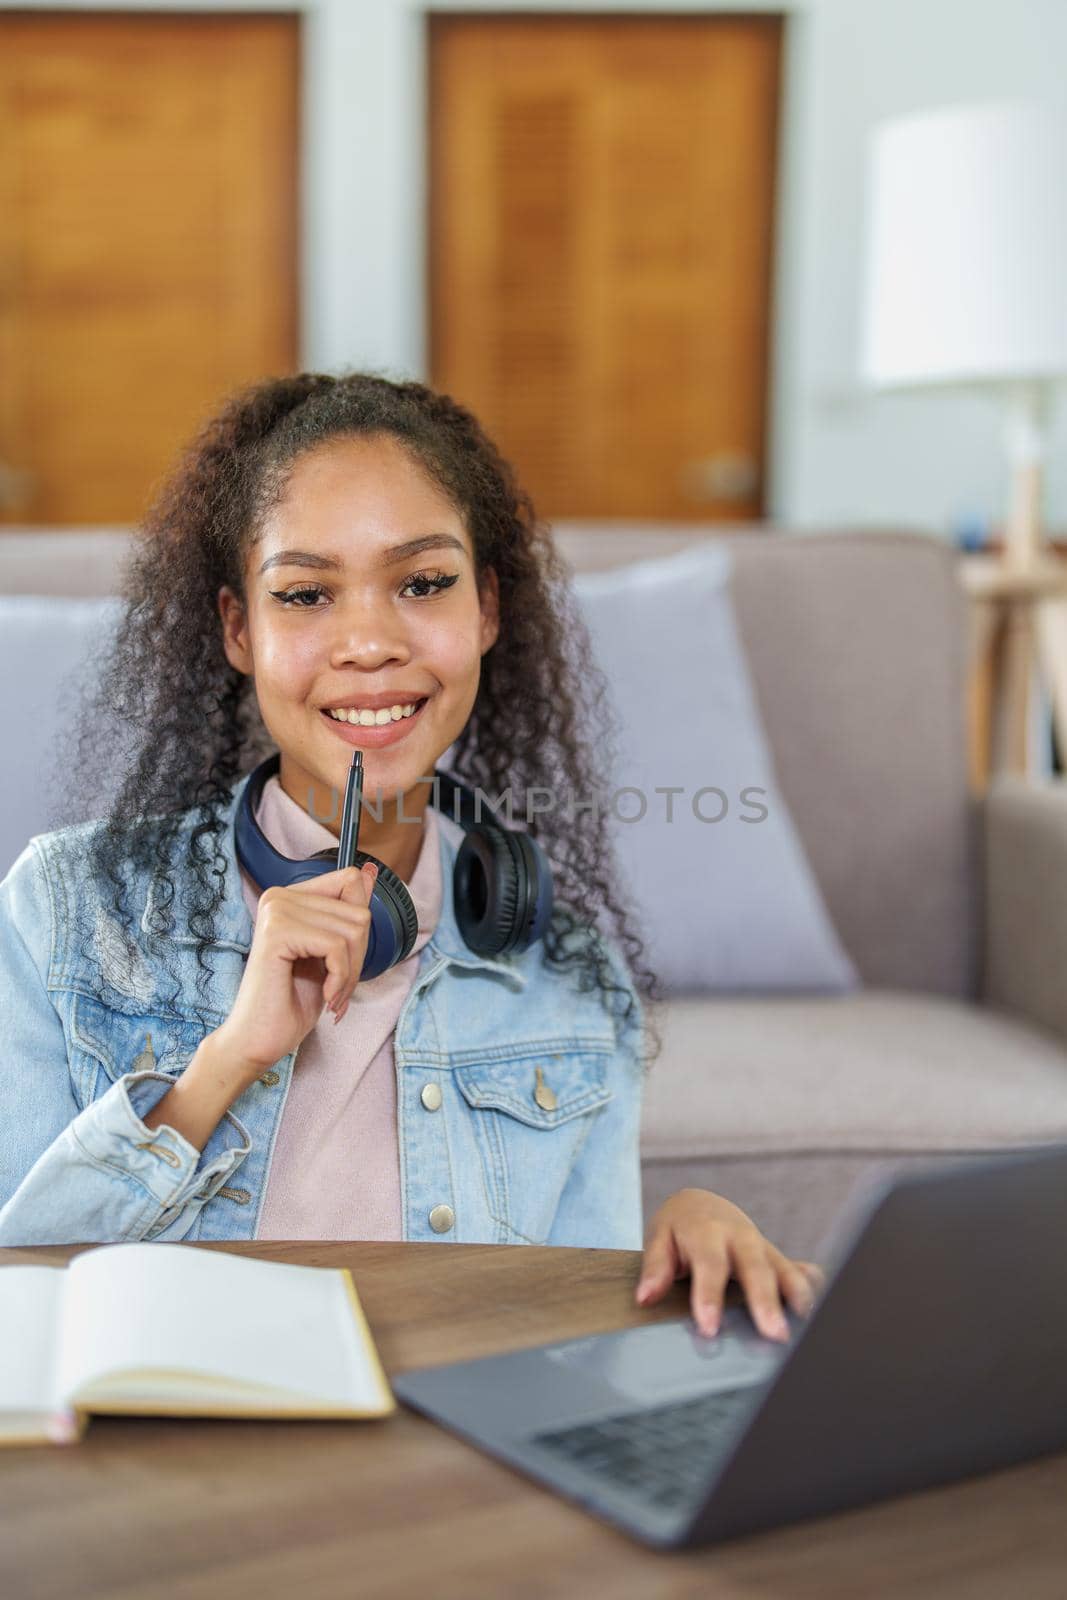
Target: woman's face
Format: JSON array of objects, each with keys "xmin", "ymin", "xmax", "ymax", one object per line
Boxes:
[{"xmin": 218, "ymin": 432, "xmax": 499, "ymax": 831}]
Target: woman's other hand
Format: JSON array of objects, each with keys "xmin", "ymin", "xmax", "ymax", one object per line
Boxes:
[
  {"xmin": 635, "ymin": 1188, "xmax": 826, "ymax": 1342},
  {"xmin": 213, "ymin": 861, "xmax": 379, "ymax": 1086}
]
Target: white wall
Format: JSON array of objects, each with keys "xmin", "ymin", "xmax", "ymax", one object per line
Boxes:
[
  {"xmin": 7, "ymin": 0, "xmax": 1067, "ymax": 537},
  {"xmin": 783, "ymin": 0, "xmax": 1067, "ymax": 536}
]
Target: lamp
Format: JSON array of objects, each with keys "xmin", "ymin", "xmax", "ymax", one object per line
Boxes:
[{"xmin": 859, "ymin": 100, "xmax": 1067, "ymax": 779}]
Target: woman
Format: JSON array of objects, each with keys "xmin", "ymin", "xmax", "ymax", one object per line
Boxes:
[{"xmin": 0, "ymin": 372, "xmax": 822, "ymax": 1340}]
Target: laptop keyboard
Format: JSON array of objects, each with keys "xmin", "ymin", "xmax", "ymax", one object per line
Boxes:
[{"xmin": 528, "ymin": 1385, "xmax": 765, "ymax": 1512}]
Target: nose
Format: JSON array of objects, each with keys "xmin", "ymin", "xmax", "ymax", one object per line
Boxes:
[{"xmin": 327, "ymin": 594, "xmax": 412, "ymax": 672}]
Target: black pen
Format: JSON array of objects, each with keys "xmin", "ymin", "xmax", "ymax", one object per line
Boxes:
[{"xmin": 337, "ymin": 749, "xmax": 363, "ymax": 869}]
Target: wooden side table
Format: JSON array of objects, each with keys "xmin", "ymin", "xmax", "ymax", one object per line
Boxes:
[{"xmin": 960, "ymin": 551, "xmax": 1067, "ymax": 792}]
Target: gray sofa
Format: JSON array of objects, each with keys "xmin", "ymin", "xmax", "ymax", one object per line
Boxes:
[{"xmin": 3, "ymin": 525, "xmax": 1067, "ymax": 1262}]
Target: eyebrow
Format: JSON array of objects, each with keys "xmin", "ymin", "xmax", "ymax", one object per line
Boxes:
[{"xmin": 257, "ymin": 534, "xmax": 468, "ymax": 576}]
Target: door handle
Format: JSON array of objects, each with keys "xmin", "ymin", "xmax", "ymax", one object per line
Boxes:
[
  {"xmin": 680, "ymin": 451, "xmax": 759, "ymax": 503},
  {"xmin": 0, "ymin": 461, "xmax": 35, "ymax": 514}
]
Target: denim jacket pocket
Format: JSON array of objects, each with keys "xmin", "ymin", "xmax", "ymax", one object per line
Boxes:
[
  {"xmin": 454, "ymin": 1050, "xmax": 614, "ymax": 1244},
  {"xmin": 66, "ymin": 991, "xmax": 208, "ymax": 1109}
]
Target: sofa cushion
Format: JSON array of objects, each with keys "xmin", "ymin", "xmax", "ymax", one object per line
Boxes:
[
  {"xmin": 728, "ymin": 530, "xmax": 978, "ymax": 1000},
  {"xmin": 641, "ymin": 990, "xmax": 1067, "ymax": 1157},
  {"xmin": 0, "ymin": 596, "xmax": 123, "ymax": 878},
  {"xmin": 553, "ymin": 524, "xmax": 979, "ymax": 1002},
  {"xmin": 573, "ymin": 545, "xmax": 859, "ymax": 994}
]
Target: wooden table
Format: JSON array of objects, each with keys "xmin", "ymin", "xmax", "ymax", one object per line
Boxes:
[
  {"xmin": 961, "ymin": 550, "xmax": 1067, "ymax": 789},
  {"xmin": 2, "ymin": 1240, "xmax": 1066, "ymax": 1599}
]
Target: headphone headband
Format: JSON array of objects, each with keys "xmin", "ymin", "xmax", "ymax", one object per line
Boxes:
[{"xmin": 234, "ymin": 752, "xmax": 554, "ymax": 979}]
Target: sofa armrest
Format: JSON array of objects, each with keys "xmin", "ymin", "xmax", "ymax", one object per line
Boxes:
[{"xmin": 983, "ymin": 776, "xmax": 1067, "ymax": 1043}]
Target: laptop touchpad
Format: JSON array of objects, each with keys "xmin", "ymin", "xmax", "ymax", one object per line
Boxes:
[{"xmin": 542, "ymin": 1311, "xmax": 787, "ymax": 1407}]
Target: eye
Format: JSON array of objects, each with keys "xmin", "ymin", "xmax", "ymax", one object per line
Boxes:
[
  {"xmin": 268, "ymin": 584, "xmax": 328, "ymax": 609},
  {"xmin": 400, "ymin": 570, "xmax": 460, "ymax": 599}
]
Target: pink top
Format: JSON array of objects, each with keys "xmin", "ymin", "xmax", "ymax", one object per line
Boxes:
[{"xmin": 237, "ymin": 774, "xmax": 444, "ymax": 1241}]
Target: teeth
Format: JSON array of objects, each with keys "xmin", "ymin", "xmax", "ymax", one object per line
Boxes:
[{"xmin": 327, "ymin": 701, "xmax": 421, "ymax": 726}]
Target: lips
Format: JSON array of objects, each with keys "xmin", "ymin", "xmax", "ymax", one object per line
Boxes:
[{"xmin": 318, "ymin": 697, "xmax": 430, "ymax": 748}]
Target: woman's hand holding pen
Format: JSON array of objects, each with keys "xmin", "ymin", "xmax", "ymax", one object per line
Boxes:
[
  {"xmin": 213, "ymin": 749, "xmax": 374, "ymax": 1086},
  {"xmin": 213, "ymin": 860, "xmax": 380, "ymax": 1085},
  {"xmin": 143, "ymin": 857, "xmax": 379, "ymax": 1149}
]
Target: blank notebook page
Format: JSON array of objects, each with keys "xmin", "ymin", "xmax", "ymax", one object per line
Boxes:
[
  {"xmin": 0, "ymin": 1267, "xmax": 64, "ymax": 1417},
  {"xmin": 54, "ymin": 1244, "xmax": 381, "ymax": 1410}
]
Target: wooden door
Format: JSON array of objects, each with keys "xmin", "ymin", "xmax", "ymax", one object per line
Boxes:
[
  {"xmin": 429, "ymin": 14, "xmax": 782, "ymax": 522},
  {"xmin": 0, "ymin": 12, "xmax": 299, "ymax": 526}
]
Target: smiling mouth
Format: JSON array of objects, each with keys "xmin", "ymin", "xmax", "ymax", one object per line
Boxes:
[
  {"xmin": 321, "ymin": 698, "xmax": 429, "ymax": 727},
  {"xmin": 317, "ymin": 697, "xmax": 431, "ymax": 746}
]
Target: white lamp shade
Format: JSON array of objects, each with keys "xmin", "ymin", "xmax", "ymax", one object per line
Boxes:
[{"xmin": 860, "ymin": 101, "xmax": 1067, "ymax": 390}]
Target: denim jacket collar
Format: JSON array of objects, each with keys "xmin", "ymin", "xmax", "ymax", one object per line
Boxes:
[{"xmin": 139, "ymin": 766, "xmax": 528, "ymax": 990}]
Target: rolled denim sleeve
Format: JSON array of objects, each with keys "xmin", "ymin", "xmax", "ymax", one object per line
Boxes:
[
  {"xmin": 545, "ymin": 933, "xmax": 646, "ymax": 1251},
  {"xmin": 0, "ymin": 841, "xmax": 251, "ymax": 1246}
]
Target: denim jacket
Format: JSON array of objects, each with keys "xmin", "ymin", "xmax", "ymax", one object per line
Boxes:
[{"xmin": 0, "ymin": 770, "xmax": 645, "ymax": 1250}]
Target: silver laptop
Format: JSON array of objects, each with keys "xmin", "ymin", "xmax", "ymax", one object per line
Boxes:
[{"xmin": 392, "ymin": 1143, "xmax": 1067, "ymax": 1548}]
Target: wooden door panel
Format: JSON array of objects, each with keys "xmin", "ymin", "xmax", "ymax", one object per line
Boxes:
[
  {"xmin": 0, "ymin": 13, "xmax": 299, "ymax": 525},
  {"xmin": 429, "ymin": 15, "xmax": 782, "ymax": 522}
]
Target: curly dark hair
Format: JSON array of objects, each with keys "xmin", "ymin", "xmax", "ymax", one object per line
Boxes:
[{"xmin": 54, "ymin": 371, "xmax": 662, "ymax": 1065}]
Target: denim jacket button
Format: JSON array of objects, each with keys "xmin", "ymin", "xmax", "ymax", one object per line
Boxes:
[
  {"xmin": 420, "ymin": 1082, "xmax": 442, "ymax": 1111},
  {"xmin": 259, "ymin": 1070, "xmax": 280, "ymax": 1087},
  {"xmin": 428, "ymin": 1203, "xmax": 455, "ymax": 1233}
]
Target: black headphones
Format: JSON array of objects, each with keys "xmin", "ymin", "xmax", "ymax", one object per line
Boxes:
[{"xmin": 234, "ymin": 752, "xmax": 554, "ymax": 980}]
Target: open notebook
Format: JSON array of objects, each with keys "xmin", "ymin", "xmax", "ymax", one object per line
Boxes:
[{"xmin": 0, "ymin": 1242, "xmax": 395, "ymax": 1446}]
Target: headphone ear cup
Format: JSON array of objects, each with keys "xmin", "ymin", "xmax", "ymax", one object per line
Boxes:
[
  {"xmin": 354, "ymin": 853, "xmax": 419, "ymax": 978},
  {"xmin": 509, "ymin": 828, "xmax": 555, "ymax": 950},
  {"xmin": 452, "ymin": 825, "xmax": 553, "ymax": 957},
  {"xmin": 453, "ymin": 827, "xmax": 520, "ymax": 957}
]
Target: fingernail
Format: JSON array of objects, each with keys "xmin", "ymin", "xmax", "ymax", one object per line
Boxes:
[
  {"xmin": 699, "ymin": 1306, "xmax": 720, "ymax": 1335},
  {"xmin": 769, "ymin": 1313, "xmax": 789, "ymax": 1340}
]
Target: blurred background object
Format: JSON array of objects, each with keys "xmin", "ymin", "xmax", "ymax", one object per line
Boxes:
[
  {"xmin": 2, "ymin": 3, "xmax": 1067, "ymax": 545},
  {"xmin": 0, "ymin": 8, "xmax": 299, "ymax": 525},
  {"xmin": 2, "ymin": 2, "xmax": 1067, "ymax": 783},
  {"xmin": 859, "ymin": 100, "xmax": 1067, "ymax": 781},
  {"xmin": 428, "ymin": 12, "xmax": 780, "ymax": 521}
]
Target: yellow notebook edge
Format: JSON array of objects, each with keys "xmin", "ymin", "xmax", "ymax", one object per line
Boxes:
[{"xmin": 339, "ymin": 1267, "xmax": 396, "ymax": 1415}]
